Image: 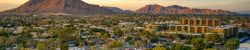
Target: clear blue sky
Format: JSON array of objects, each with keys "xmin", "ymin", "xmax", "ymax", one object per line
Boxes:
[{"xmin": 0, "ymin": 0, "xmax": 250, "ymax": 12}]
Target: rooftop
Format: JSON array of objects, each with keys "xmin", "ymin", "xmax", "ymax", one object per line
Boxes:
[
  {"xmin": 181, "ymin": 18, "xmax": 220, "ymax": 20},
  {"xmin": 212, "ymin": 25, "xmax": 237, "ymax": 29}
]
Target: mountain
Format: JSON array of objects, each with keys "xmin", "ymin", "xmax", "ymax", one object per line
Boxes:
[
  {"xmin": 136, "ymin": 4, "xmax": 238, "ymax": 15},
  {"xmin": 103, "ymin": 7, "xmax": 133, "ymax": 13},
  {"xmin": 237, "ymin": 11, "xmax": 250, "ymax": 14},
  {"xmin": 3, "ymin": 0, "xmax": 113, "ymax": 15}
]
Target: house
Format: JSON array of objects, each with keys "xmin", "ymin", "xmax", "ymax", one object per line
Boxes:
[
  {"xmin": 134, "ymin": 27, "xmax": 144, "ymax": 30},
  {"xmin": 13, "ymin": 30, "xmax": 23, "ymax": 34},
  {"xmin": 119, "ymin": 22, "xmax": 135, "ymax": 25},
  {"xmin": 80, "ymin": 34, "xmax": 94, "ymax": 38},
  {"xmin": 36, "ymin": 27, "xmax": 46, "ymax": 30},
  {"xmin": 69, "ymin": 47, "xmax": 83, "ymax": 50},
  {"xmin": 41, "ymin": 33, "xmax": 54, "ymax": 37},
  {"xmin": 31, "ymin": 32, "xmax": 38, "ymax": 38},
  {"xmin": 13, "ymin": 27, "xmax": 23, "ymax": 34},
  {"xmin": 56, "ymin": 48, "xmax": 61, "ymax": 50}
]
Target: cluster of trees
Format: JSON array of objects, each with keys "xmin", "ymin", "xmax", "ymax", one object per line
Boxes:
[
  {"xmin": 152, "ymin": 46, "xmax": 167, "ymax": 50},
  {"xmin": 36, "ymin": 42, "xmax": 69, "ymax": 50},
  {"xmin": 106, "ymin": 40, "xmax": 123, "ymax": 49},
  {"xmin": 151, "ymin": 33, "xmax": 240, "ymax": 50},
  {"xmin": 1, "ymin": 13, "xmax": 249, "ymax": 27},
  {"xmin": 170, "ymin": 44, "xmax": 191, "ymax": 50},
  {"xmin": 225, "ymin": 38, "xmax": 240, "ymax": 50}
]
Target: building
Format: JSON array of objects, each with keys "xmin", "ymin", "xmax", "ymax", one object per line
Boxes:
[
  {"xmin": 166, "ymin": 25, "xmax": 208, "ymax": 33},
  {"xmin": 145, "ymin": 24, "xmax": 168, "ymax": 31},
  {"xmin": 210, "ymin": 25, "xmax": 238, "ymax": 37},
  {"xmin": 180, "ymin": 18, "xmax": 220, "ymax": 27},
  {"xmin": 145, "ymin": 18, "xmax": 238, "ymax": 37}
]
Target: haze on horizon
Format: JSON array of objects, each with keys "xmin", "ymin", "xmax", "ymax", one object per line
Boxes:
[{"xmin": 0, "ymin": 0, "xmax": 250, "ymax": 13}]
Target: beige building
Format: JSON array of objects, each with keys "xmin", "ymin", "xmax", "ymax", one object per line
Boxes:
[{"xmin": 145, "ymin": 19, "xmax": 238, "ymax": 37}]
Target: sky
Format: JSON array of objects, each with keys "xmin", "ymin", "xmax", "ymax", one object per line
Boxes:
[{"xmin": 0, "ymin": 0, "xmax": 250, "ymax": 13}]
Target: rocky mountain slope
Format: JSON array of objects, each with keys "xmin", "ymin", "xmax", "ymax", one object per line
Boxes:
[
  {"xmin": 136, "ymin": 4, "xmax": 237, "ymax": 15},
  {"xmin": 3, "ymin": 0, "xmax": 113, "ymax": 15},
  {"xmin": 103, "ymin": 7, "xmax": 133, "ymax": 13}
]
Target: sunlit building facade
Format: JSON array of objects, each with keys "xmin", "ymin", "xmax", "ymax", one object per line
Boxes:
[
  {"xmin": 146, "ymin": 18, "xmax": 238, "ymax": 37},
  {"xmin": 180, "ymin": 18, "xmax": 220, "ymax": 27}
]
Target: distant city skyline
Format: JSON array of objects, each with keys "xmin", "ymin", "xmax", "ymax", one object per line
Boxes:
[{"xmin": 0, "ymin": 0, "xmax": 250, "ymax": 13}]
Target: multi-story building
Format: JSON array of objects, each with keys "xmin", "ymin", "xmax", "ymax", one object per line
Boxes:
[
  {"xmin": 180, "ymin": 18, "xmax": 220, "ymax": 27},
  {"xmin": 146, "ymin": 18, "xmax": 238, "ymax": 37},
  {"xmin": 209, "ymin": 25, "xmax": 238, "ymax": 37},
  {"xmin": 145, "ymin": 24, "xmax": 168, "ymax": 31}
]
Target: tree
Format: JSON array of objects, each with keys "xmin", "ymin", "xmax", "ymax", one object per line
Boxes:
[
  {"xmin": 171, "ymin": 44, "xmax": 191, "ymax": 50},
  {"xmin": 57, "ymin": 29, "xmax": 74, "ymax": 42},
  {"xmin": 225, "ymin": 38, "xmax": 240, "ymax": 50},
  {"xmin": 125, "ymin": 37, "xmax": 132, "ymax": 41},
  {"xmin": 135, "ymin": 40, "xmax": 142, "ymax": 47},
  {"xmin": 60, "ymin": 43, "xmax": 69, "ymax": 50},
  {"xmin": 114, "ymin": 29, "xmax": 124, "ymax": 37},
  {"xmin": 191, "ymin": 38, "xmax": 205, "ymax": 50},
  {"xmin": 107, "ymin": 40, "xmax": 123, "ymax": 48},
  {"xmin": 0, "ymin": 40, "xmax": 4, "ymax": 50},
  {"xmin": 37, "ymin": 42, "xmax": 46, "ymax": 50},
  {"xmin": 17, "ymin": 43, "xmax": 25, "ymax": 50},
  {"xmin": 0, "ymin": 36, "xmax": 4, "ymax": 50},
  {"xmin": 101, "ymin": 33, "xmax": 110, "ymax": 39},
  {"xmin": 6, "ymin": 36, "xmax": 17, "ymax": 47},
  {"xmin": 204, "ymin": 48, "xmax": 218, "ymax": 50},
  {"xmin": 24, "ymin": 31, "xmax": 32, "ymax": 37},
  {"xmin": 205, "ymin": 33, "xmax": 221, "ymax": 43},
  {"xmin": 225, "ymin": 42, "xmax": 239, "ymax": 50},
  {"xmin": 238, "ymin": 32, "xmax": 249, "ymax": 38},
  {"xmin": 153, "ymin": 46, "xmax": 167, "ymax": 50},
  {"xmin": 45, "ymin": 38, "xmax": 56, "ymax": 48},
  {"xmin": 90, "ymin": 46, "xmax": 95, "ymax": 50}
]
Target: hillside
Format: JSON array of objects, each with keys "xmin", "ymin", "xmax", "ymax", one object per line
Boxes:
[
  {"xmin": 3, "ymin": 0, "xmax": 113, "ymax": 15},
  {"xmin": 136, "ymin": 4, "xmax": 237, "ymax": 15}
]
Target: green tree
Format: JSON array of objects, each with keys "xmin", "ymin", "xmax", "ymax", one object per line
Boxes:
[
  {"xmin": 6, "ymin": 36, "xmax": 16, "ymax": 47},
  {"xmin": 225, "ymin": 42, "xmax": 239, "ymax": 50},
  {"xmin": 37, "ymin": 42, "xmax": 46, "ymax": 50},
  {"xmin": 107, "ymin": 40, "xmax": 123, "ymax": 48},
  {"xmin": 57, "ymin": 29, "xmax": 74, "ymax": 42},
  {"xmin": 204, "ymin": 48, "xmax": 218, "ymax": 50},
  {"xmin": 114, "ymin": 29, "xmax": 124, "ymax": 37},
  {"xmin": 101, "ymin": 33, "xmax": 110, "ymax": 39},
  {"xmin": 153, "ymin": 46, "xmax": 167, "ymax": 50},
  {"xmin": 171, "ymin": 44, "xmax": 191, "ymax": 50},
  {"xmin": 191, "ymin": 38, "xmax": 205, "ymax": 50},
  {"xmin": 135, "ymin": 40, "xmax": 142, "ymax": 47},
  {"xmin": 0, "ymin": 41, "xmax": 4, "ymax": 50},
  {"xmin": 205, "ymin": 33, "xmax": 221, "ymax": 43},
  {"xmin": 24, "ymin": 31, "xmax": 32, "ymax": 37},
  {"xmin": 17, "ymin": 43, "xmax": 25, "ymax": 50},
  {"xmin": 125, "ymin": 37, "xmax": 132, "ymax": 41},
  {"xmin": 225, "ymin": 38, "xmax": 240, "ymax": 50},
  {"xmin": 60, "ymin": 43, "xmax": 69, "ymax": 50}
]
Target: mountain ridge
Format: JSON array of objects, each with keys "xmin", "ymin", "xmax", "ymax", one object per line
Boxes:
[
  {"xmin": 102, "ymin": 7, "xmax": 133, "ymax": 13},
  {"xmin": 3, "ymin": 0, "xmax": 113, "ymax": 15},
  {"xmin": 2, "ymin": 1, "xmax": 240, "ymax": 15},
  {"xmin": 136, "ymin": 4, "xmax": 238, "ymax": 15}
]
